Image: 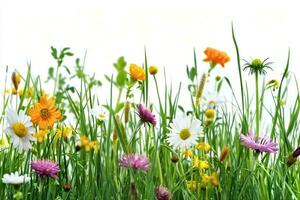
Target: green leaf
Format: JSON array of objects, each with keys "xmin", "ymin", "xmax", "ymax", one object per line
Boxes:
[
  {"xmin": 114, "ymin": 56, "xmax": 127, "ymax": 71},
  {"xmin": 189, "ymin": 67, "xmax": 197, "ymax": 81},
  {"xmin": 116, "ymin": 70, "xmax": 127, "ymax": 87},
  {"xmin": 48, "ymin": 67, "xmax": 54, "ymax": 79},
  {"xmin": 51, "ymin": 46, "xmax": 57, "ymax": 59},
  {"xmin": 115, "ymin": 102, "xmax": 125, "ymax": 113}
]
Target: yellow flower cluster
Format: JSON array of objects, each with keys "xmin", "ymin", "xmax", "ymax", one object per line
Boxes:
[
  {"xmin": 79, "ymin": 135, "xmax": 99, "ymax": 152},
  {"xmin": 192, "ymin": 157, "xmax": 209, "ymax": 170}
]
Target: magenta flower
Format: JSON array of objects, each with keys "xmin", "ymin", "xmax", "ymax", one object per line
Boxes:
[
  {"xmin": 240, "ymin": 130, "xmax": 278, "ymax": 153},
  {"xmin": 137, "ymin": 104, "xmax": 156, "ymax": 126},
  {"xmin": 31, "ymin": 160, "xmax": 60, "ymax": 178},
  {"xmin": 155, "ymin": 186, "xmax": 171, "ymax": 200},
  {"xmin": 119, "ymin": 154, "xmax": 149, "ymax": 171}
]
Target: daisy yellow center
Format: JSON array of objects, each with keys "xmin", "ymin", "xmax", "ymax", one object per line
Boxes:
[
  {"xmin": 13, "ymin": 122, "xmax": 27, "ymax": 137},
  {"xmin": 40, "ymin": 108, "xmax": 50, "ymax": 119},
  {"xmin": 99, "ymin": 114, "xmax": 106, "ymax": 119},
  {"xmin": 179, "ymin": 128, "xmax": 191, "ymax": 140}
]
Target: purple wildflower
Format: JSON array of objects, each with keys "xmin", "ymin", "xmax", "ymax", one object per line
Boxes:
[
  {"xmin": 137, "ymin": 104, "xmax": 156, "ymax": 126},
  {"xmin": 119, "ymin": 154, "xmax": 149, "ymax": 171},
  {"xmin": 240, "ymin": 130, "xmax": 278, "ymax": 153},
  {"xmin": 155, "ymin": 186, "xmax": 171, "ymax": 200},
  {"xmin": 31, "ymin": 160, "xmax": 60, "ymax": 178}
]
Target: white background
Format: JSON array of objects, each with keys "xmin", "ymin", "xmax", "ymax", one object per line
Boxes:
[{"xmin": 0, "ymin": 0, "xmax": 299, "ymax": 112}]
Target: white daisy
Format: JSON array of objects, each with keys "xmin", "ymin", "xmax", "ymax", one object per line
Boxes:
[
  {"xmin": 91, "ymin": 105, "xmax": 108, "ymax": 122},
  {"xmin": 5, "ymin": 108, "xmax": 35, "ymax": 151},
  {"xmin": 2, "ymin": 171, "xmax": 30, "ymax": 185},
  {"xmin": 202, "ymin": 92, "xmax": 226, "ymax": 110},
  {"xmin": 167, "ymin": 114, "xmax": 203, "ymax": 149}
]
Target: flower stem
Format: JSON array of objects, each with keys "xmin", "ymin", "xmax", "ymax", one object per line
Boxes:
[{"xmin": 255, "ymin": 71, "xmax": 260, "ymax": 138}]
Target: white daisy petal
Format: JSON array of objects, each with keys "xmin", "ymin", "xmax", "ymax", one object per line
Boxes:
[
  {"xmin": 4, "ymin": 108, "xmax": 35, "ymax": 151},
  {"xmin": 167, "ymin": 114, "xmax": 202, "ymax": 150}
]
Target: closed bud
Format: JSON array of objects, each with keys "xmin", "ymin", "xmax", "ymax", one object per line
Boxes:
[
  {"xmin": 12, "ymin": 72, "xmax": 21, "ymax": 91},
  {"xmin": 171, "ymin": 153, "xmax": 179, "ymax": 163},
  {"xmin": 149, "ymin": 66, "xmax": 158, "ymax": 75},
  {"xmin": 287, "ymin": 154, "xmax": 297, "ymax": 167},
  {"xmin": 220, "ymin": 146, "xmax": 230, "ymax": 162},
  {"xmin": 63, "ymin": 183, "xmax": 72, "ymax": 191},
  {"xmin": 124, "ymin": 101, "xmax": 130, "ymax": 123}
]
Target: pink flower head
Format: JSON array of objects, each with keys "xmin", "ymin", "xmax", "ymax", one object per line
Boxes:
[
  {"xmin": 31, "ymin": 160, "xmax": 60, "ymax": 178},
  {"xmin": 137, "ymin": 104, "xmax": 156, "ymax": 126},
  {"xmin": 240, "ymin": 130, "xmax": 278, "ymax": 153},
  {"xmin": 119, "ymin": 154, "xmax": 149, "ymax": 171},
  {"xmin": 155, "ymin": 186, "xmax": 171, "ymax": 200}
]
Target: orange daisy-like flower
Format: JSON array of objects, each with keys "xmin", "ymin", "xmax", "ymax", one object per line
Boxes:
[
  {"xmin": 28, "ymin": 95, "xmax": 62, "ymax": 129},
  {"xmin": 129, "ymin": 64, "xmax": 145, "ymax": 81},
  {"xmin": 203, "ymin": 47, "xmax": 230, "ymax": 67}
]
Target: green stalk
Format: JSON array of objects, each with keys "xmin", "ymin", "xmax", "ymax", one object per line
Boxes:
[{"xmin": 255, "ymin": 71, "xmax": 260, "ymax": 137}]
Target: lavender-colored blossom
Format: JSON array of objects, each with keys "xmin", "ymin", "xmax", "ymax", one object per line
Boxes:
[
  {"xmin": 31, "ymin": 160, "xmax": 60, "ymax": 178},
  {"xmin": 292, "ymin": 147, "xmax": 300, "ymax": 158},
  {"xmin": 155, "ymin": 186, "xmax": 171, "ymax": 200},
  {"xmin": 119, "ymin": 154, "xmax": 149, "ymax": 171},
  {"xmin": 240, "ymin": 130, "xmax": 278, "ymax": 153},
  {"xmin": 137, "ymin": 104, "xmax": 156, "ymax": 126}
]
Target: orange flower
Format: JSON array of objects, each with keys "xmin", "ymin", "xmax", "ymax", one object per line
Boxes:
[
  {"xmin": 203, "ymin": 47, "xmax": 230, "ymax": 67},
  {"xmin": 28, "ymin": 95, "xmax": 62, "ymax": 129},
  {"xmin": 129, "ymin": 64, "xmax": 145, "ymax": 81}
]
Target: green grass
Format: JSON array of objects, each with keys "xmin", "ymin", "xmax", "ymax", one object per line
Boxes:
[{"xmin": 0, "ymin": 26, "xmax": 300, "ymax": 200}]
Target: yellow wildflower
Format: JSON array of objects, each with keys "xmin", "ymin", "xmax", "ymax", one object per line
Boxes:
[
  {"xmin": 205, "ymin": 109, "xmax": 215, "ymax": 119},
  {"xmin": 33, "ymin": 130, "xmax": 48, "ymax": 143},
  {"xmin": 129, "ymin": 64, "xmax": 145, "ymax": 81},
  {"xmin": 182, "ymin": 149, "xmax": 193, "ymax": 158},
  {"xmin": 80, "ymin": 135, "xmax": 91, "ymax": 151},
  {"xmin": 89, "ymin": 140, "xmax": 100, "ymax": 151},
  {"xmin": 56, "ymin": 126, "xmax": 73, "ymax": 140},
  {"xmin": 201, "ymin": 174, "xmax": 211, "ymax": 185},
  {"xmin": 210, "ymin": 172, "xmax": 219, "ymax": 187},
  {"xmin": 193, "ymin": 157, "xmax": 209, "ymax": 170},
  {"xmin": 186, "ymin": 180, "xmax": 198, "ymax": 191},
  {"xmin": 196, "ymin": 142, "xmax": 211, "ymax": 152}
]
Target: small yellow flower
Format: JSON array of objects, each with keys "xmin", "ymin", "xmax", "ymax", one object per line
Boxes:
[
  {"xmin": 149, "ymin": 66, "xmax": 158, "ymax": 75},
  {"xmin": 193, "ymin": 157, "xmax": 209, "ymax": 170},
  {"xmin": 181, "ymin": 149, "xmax": 193, "ymax": 158},
  {"xmin": 56, "ymin": 126, "xmax": 73, "ymax": 140},
  {"xmin": 186, "ymin": 180, "xmax": 198, "ymax": 191},
  {"xmin": 205, "ymin": 109, "xmax": 215, "ymax": 119},
  {"xmin": 80, "ymin": 135, "xmax": 91, "ymax": 151},
  {"xmin": 89, "ymin": 140, "xmax": 100, "ymax": 151},
  {"xmin": 201, "ymin": 174, "xmax": 210, "ymax": 185},
  {"xmin": 196, "ymin": 142, "xmax": 211, "ymax": 152},
  {"xmin": 18, "ymin": 87, "xmax": 34, "ymax": 98},
  {"xmin": 210, "ymin": 172, "xmax": 219, "ymax": 187},
  {"xmin": 129, "ymin": 64, "xmax": 145, "ymax": 81},
  {"xmin": 33, "ymin": 130, "xmax": 48, "ymax": 143},
  {"xmin": 11, "ymin": 88, "xmax": 18, "ymax": 95}
]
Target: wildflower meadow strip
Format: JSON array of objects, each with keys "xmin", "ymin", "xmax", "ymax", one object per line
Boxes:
[{"xmin": 0, "ymin": 26, "xmax": 300, "ymax": 199}]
